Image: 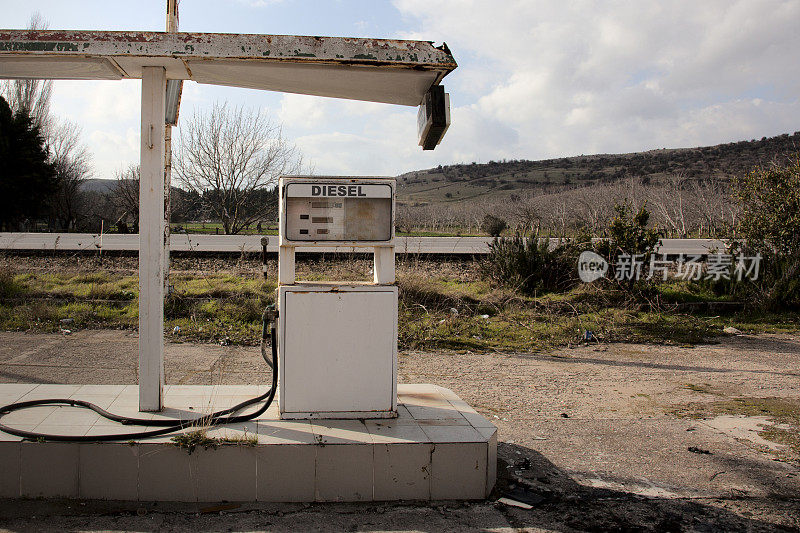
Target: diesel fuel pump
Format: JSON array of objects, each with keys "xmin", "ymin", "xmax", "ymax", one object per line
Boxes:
[{"xmin": 277, "ymin": 175, "xmax": 398, "ymax": 419}]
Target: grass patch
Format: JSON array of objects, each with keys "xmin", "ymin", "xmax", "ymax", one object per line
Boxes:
[
  {"xmin": 674, "ymin": 397, "xmax": 800, "ymax": 459},
  {"xmin": 170, "ymin": 429, "xmax": 259, "ymax": 454}
]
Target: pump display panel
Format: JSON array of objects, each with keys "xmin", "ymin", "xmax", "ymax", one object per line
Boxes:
[{"xmin": 283, "ymin": 182, "xmax": 393, "ymax": 242}]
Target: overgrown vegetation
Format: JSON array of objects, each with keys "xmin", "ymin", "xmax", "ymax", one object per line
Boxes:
[
  {"xmin": 0, "ymin": 254, "xmax": 798, "ymax": 353},
  {"xmin": 479, "ymin": 231, "xmax": 581, "ymax": 296},
  {"xmin": 729, "ymin": 157, "xmax": 800, "ymax": 310}
]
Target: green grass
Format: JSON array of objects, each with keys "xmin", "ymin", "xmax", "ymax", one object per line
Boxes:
[{"xmin": 1, "ymin": 262, "xmax": 798, "ymax": 350}]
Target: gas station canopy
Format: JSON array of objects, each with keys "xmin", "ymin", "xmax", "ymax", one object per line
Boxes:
[{"xmin": 0, "ymin": 30, "xmax": 457, "ymax": 106}]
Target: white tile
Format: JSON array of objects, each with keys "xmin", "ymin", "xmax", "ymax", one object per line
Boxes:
[
  {"xmin": 429, "ymin": 442, "xmax": 487, "ymax": 500},
  {"xmin": 212, "ymin": 385, "xmax": 265, "ymax": 396},
  {"xmin": 311, "ymin": 420, "xmax": 373, "ymax": 445},
  {"xmin": 72, "ymin": 384, "xmax": 126, "ymax": 397},
  {"xmin": 460, "ymin": 410, "xmax": 497, "ymax": 429},
  {"xmin": 40, "ymin": 405, "xmax": 101, "ymax": 426},
  {"xmin": 420, "ymin": 424, "xmax": 485, "ymax": 444},
  {"xmin": 30, "ymin": 424, "xmax": 92, "ymax": 438},
  {"xmin": 138, "ymin": 444, "xmax": 197, "ymax": 502},
  {"xmin": 79, "ymin": 443, "xmax": 139, "ymax": 500},
  {"xmin": 20, "ymin": 442, "xmax": 79, "ymax": 498},
  {"xmin": 366, "ymin": 421, "xmax": 429, "ymax": 444},
  {"xmin": 0, "ymin": 442, "xmax": 19, "ymax": 497},
  {"xmin": 416, "ymin": 418, "xmax": 471, "ymax": 427},
  {"xmin": 446, "ymin": 398, "xmax": 479, "ymax": 414},
  {"xmin": 0, "ymin": 384, "xmax": 39, "ymax": 398},
  {"xmin": 255, "ymin": 420, "xmax": 316, "ymax": 445},
  {"xmin": 397, "ymin": 384, "xmax": 439, "ymax": 394},
  {"xmin": 192, "ymin": 445, "xmax": 257, "ymax": 502},
  {"xmin": 1, "ymin": 406, "xmax": 57, "ymax": 426},
  {"xmin": 433, "ymin": 386, "xmax": 461, "ymax": 400},
  {"xmin": 65, "ymin": 395, "xmax": 118, "ymax": 410},
  {"xmin": 203, "ymin": 422, "xmax": 259, "ymax": 443},
  {"xmin": 20, "ymin": 384, "xmax": 81, "ymax": 400},
  {"xmin": 0, "ymin": 424, "xmax": 36, "ymax": 442},
  {"xmin": 256, "ymin": 444, "xmax": 315, "ymax": 502},
  {"xmin": 476, "ymin": 427, "xmax": 498, "ymax": 497},
  {"xmin": 315, "ymin": 444, "xmax": 373, "ymax": 502},
  {"xmin": 148, "ymin": 407, "xmax": 206, "ymax": 422},
  {"xmin": 373, "ymin": 443, "xmax": 431, "ymax": 501},
  {"xmin": 84, "ymin": 424, "xmax": 157, "ymax": 441}
]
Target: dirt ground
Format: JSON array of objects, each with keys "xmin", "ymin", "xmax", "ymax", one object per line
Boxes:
[{"xmin": 0, "ymin": 329, "xmax": 798, "ymax": 532}]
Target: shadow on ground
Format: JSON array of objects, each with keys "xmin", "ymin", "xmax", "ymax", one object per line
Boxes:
[{"xmin": 494, "ymin": 442, "xmax": 799, "ymax": 532}]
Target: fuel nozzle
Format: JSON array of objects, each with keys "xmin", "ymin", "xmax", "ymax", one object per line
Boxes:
[{"xmin": 260, "ymin": 303, "xmax": 278, "ymax": 369}]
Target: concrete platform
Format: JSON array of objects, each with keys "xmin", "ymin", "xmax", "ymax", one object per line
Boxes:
[{"xmin": 0, "ymin": 384, "xmax": 496, "ymax": 502}]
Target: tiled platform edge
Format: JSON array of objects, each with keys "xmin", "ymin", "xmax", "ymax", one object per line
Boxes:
[{"xmin": 0, "ymin": 384, "xmax": 496, "ymax": 502}]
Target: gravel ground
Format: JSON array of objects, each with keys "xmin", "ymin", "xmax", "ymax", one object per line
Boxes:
[{"xmin": 0, "ymin": 330, "xmax": 798, "ymax": 531}]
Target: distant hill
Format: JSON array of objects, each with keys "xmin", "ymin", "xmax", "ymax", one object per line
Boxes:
[
  {"xmin": 79, "ymin": 178, "xmax": 120, "ymax": 194},
  {"xmin": 396, "ymin": 131, "xmax": 800, "ymax": 205}
]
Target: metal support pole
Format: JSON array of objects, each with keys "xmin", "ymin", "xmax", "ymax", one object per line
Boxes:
[
  {"xmin": 374, "ymin": 245, "xmax": 395, "ymax": 284},
  {"xmin": 139, "ymin": 66, "xmax": 167, "ymax": 412},
  {"xmin": 163, "ymin": 0, "xmax": 178, "ymax": 297}
]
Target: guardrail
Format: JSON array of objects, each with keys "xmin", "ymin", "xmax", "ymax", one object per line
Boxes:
[{"xmin": 0, "ymin": 233, "xmax": 727, "ymax": 256}]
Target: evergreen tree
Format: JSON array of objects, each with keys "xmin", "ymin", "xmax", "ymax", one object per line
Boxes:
[{"xmin": 0, "ymin": 96, "xmax": 56, "ymax": 230}]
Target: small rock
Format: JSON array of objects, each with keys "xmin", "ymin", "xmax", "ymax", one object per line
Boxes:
[
  {"xmin": 688, "ymin": 446, "xmax": 712, "ymax": 455},
  {"xmin": 723, "ymin": 326, "xmax": 742, "ymax": 335},
  {"xmin": 515, "ymin": 457, "xmax": 532, "ymax": 470},
  {"xmin": 60, "ymin": 318, "xmax": 74, "ymax": 324}
]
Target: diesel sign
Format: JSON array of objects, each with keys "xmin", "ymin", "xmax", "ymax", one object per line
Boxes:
[
  {"xmin": 286, "ymin": 182, "xmax": 392, "ymax": 199},
  {"xmin": 312, "ymin": 185, "xmax": 367, "ymax": 197}
]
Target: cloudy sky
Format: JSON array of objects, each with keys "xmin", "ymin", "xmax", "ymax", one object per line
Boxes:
[{"xmin": 2, "ymin": 0, "xmax": 799, "ymax": 180}]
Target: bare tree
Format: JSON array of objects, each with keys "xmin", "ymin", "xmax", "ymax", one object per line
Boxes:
[
  {"xmin": 49, "ymin": 120, "xmax": 92, "ymax": 230},
  {"xmin": 175, "ymin": 102, "xmax": 303, "ymax": 234},
  {"xmin": 111, "ymin": 165, "xmax": 140, "ymax": 232},
  {"xmin": 1, "ymin": 13, "xmax": 53, "ymax": 136}
]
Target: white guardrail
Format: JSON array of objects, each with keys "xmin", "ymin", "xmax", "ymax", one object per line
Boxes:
[{"xmin": 0, "ymin": 233, "xmax": 727, "ymax": 255}]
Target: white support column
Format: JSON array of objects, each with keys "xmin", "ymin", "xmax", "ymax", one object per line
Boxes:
[
  {"xmin": 374, "ymin": 245, "xmax": 395, "ymax": 284},
  {"xmin": 278, "ymin": 246, "xmax": 296, "ymax": 285},
  {"xmin": 139, "ymin": 66, "xmax": 167, "ymax": 412}
]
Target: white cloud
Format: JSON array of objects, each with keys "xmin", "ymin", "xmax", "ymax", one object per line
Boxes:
[
  {"xmin": 32, "ymin": 1, "xmax": 800, "ymax": 181},
  {"xmin": 49, "ymin": 80, "xmax": 142, "ymax": 179},
  {"xmin": 392, "ymin": 0, "xmax": 800, "ymax": 162},
  {"xmin": 277, "ymin": 94, "xmax": 327, "ymax": 130}
]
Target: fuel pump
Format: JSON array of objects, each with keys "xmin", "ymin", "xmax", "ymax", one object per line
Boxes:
[{"xmin": 277, "ymin": 176, "xmax": 397, "ymax": 419}]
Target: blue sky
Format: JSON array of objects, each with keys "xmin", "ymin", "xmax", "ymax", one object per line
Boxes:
[{"xmin": 2, "ymin": 0, "xmax": 799, "ymax": 181}]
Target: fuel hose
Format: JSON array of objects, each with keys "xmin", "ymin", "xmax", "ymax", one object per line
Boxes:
[{"xmin": 0, "ymin": 310, "xmax": 277, "ymax": 442}]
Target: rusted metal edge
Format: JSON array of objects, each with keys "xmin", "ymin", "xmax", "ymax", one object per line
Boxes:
[{"xmin": 0, "ymin": 30, "xmax": 457, "ymax": 71}]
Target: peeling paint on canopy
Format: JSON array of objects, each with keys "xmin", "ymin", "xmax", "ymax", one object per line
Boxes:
[{"xmin": 0, "ymin": 30, "xmax": 457, "ymax": 106}]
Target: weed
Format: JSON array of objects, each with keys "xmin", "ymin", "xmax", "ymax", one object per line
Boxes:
[{"xmin": 0, "ymin": 264, "xmax": 24, "ymax": 298}]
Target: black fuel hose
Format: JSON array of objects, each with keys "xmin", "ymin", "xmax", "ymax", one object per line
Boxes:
[{"xmin": 0, "ymin": 319, "xmax": 277, "ymax": 442}]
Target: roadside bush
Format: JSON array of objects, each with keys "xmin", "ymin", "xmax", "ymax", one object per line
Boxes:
[
  {"xmin": 731, "ymin": 157, "xmax": 800, "ymax": 310},
  {"xmin": 481, "ymin": 214, "xmax": 507, "ymax": 237},
  {"xmin": 595, "ymin": 202, "xmax": 660, "ymax": 290},
  {"xmin": 480, "ymin": 230, "xmax": 580, "ymax": 295}
]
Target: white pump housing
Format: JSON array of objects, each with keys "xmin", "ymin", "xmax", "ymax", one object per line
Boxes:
[{"xmin": 277, "ymin": 176, "xmax": 398, "ymax": 419}]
